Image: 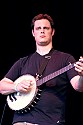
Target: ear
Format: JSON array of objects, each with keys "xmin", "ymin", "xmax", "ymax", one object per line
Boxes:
[
  {"xmin": 52, "ymin": 29, "xmax": 55, "ymax": 36},
  {"xmin": 32, "ymin": 29, "xmax": 35, "ymax": 37}
]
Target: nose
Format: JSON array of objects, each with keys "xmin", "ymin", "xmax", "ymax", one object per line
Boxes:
[
  {"xmin": 41, "ymin": 30, "xmax": 44, "ymax": 33},
  {"xmin": 40, "ymin": 28, "xmax": 45, "ymax": 33},
  {"xmin": 41, "ymin": 31, "xmax": 44, "ymax": 33}
]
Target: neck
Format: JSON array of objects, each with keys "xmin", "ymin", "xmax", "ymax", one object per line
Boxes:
[{"xmin": 36, "ymin": 45, "xmax": 53, "ymax": 56}]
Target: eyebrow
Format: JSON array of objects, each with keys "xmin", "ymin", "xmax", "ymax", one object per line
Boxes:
[{"xmin": 35, "ymin": 26, "xmax": 50, "ymax": 29}]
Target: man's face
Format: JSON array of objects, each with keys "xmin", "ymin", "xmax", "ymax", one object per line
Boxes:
[{"xmin": 32, "ymin": 19, "xmax": 55, "ymax": 46}]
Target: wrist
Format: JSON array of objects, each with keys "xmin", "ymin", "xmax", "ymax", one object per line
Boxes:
[{"xmin": 14, "ymin": 82, "xmax": 19, "ymax": 92}]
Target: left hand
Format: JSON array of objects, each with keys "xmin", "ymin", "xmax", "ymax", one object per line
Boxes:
[{"xmin": 74, "ymin": 56, "xmax": 83, "ymax": 76}]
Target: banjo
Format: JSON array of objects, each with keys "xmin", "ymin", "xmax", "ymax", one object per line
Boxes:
[{"xmin": 7, "ymin": 62, "xmax": 75, "ymax": 114}]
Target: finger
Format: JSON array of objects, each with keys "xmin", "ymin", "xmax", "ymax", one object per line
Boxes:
[
  {"xmin": 80, "ymin": 56, "xmax": 83, "ymax": 59},
  {"xmin": 79, "ymin": 56, "xmax": 83, "ymax": 62}
]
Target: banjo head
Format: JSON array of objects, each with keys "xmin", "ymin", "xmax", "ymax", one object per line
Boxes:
[{"xmin": 7, "ymin": 74, "xmax": 37, "ymax": 111}]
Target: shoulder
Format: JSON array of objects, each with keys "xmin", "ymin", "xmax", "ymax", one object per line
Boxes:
[
  {"xmin": 53, "ymin": 50, "xmax": 76, "ymax": 63},
  {"xmin": 19, "ymin": 53, "xmax": 34, "ymax": 64},
  {"xmin": 54, "ymin": 49, "xmax": 74, "ymax": 57},
  {"xmin": 54, "ymin": 50, "xmax": 71, "ymax": 56}
]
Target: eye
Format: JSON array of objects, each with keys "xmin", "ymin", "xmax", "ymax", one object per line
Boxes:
[
  {"xmin": 43, "ymin": 27, "xmax": 49, "ymax": 30},
  {"xmin": 36, "ymin": 27, "xmax": 41, "ymax": 30}
]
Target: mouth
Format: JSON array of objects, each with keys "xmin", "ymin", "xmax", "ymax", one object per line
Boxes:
[{"xmin": 40, "ymin": 35, "xmax": 46, "ymax": 38}]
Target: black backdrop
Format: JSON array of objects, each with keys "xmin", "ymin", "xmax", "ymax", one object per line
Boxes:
[{"xmin": 0, "ymin": 0, "xmax": 83, "ymax": 125}]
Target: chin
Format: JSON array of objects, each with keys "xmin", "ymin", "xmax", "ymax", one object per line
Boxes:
[{"xmin": 39, "ymin": 41, "xmax": 48, "ymax": 46}]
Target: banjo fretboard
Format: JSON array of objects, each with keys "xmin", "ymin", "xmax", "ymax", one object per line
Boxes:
[{"xmin": 37, "ymin": 62, "xmax": 75, "ymax": 86}]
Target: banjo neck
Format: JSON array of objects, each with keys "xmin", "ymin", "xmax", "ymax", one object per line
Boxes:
[{"xmin": 37, "ymin": 62, "xmax": 75, "ymax": 86}]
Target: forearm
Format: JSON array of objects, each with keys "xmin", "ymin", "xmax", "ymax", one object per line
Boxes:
[
  {"xmin": 78, "ymin": 76, "xmax": 83, "ymax": 91},
  {"xmin": 71, "ymin": 75, "xmax": 83, "ymax": 92},
  {"xmin": 0, "ymin": 77, "xmax": 15, "ymax": 95}
]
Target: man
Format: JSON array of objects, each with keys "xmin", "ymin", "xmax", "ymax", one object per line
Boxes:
[{"xmin": 0, "ymin": 14, "xmax": 83, "ymax": 125}]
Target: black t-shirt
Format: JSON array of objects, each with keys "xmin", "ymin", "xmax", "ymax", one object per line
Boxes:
[{"xmin": 5, "ymin": 50, "xmax": 78, "ymax": 125}]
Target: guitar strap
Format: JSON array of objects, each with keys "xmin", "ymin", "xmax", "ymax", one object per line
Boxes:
[{"xmin": 36, "ymin": 48, "xmax": 54, "ymax": 80}]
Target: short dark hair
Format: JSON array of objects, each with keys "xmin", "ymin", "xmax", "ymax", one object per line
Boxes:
[{"xmin": 31, "ymin": 14, "xmax": 55, "ymax": 29}]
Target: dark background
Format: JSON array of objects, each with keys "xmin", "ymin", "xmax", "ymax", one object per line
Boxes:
[{"xmin": 0, "ymin": 0, "xmax": 83, "ymax": 125}]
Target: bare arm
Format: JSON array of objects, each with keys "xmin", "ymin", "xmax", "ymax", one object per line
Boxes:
[
  {"xmin": 0, "ymin": 77, "xmax": 15, "ymax": 95},
  {"xmin": 0, "ymin": 75, "xmax": 36, "ymax": 95},
  {"xmin": 70, "ymin": 56, "xmax": 83, "ymax": 92}
]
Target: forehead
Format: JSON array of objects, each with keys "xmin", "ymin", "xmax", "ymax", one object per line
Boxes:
[{"xmin": 34, "ymin": 19, "xmax": 51, "ymax": 27}]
